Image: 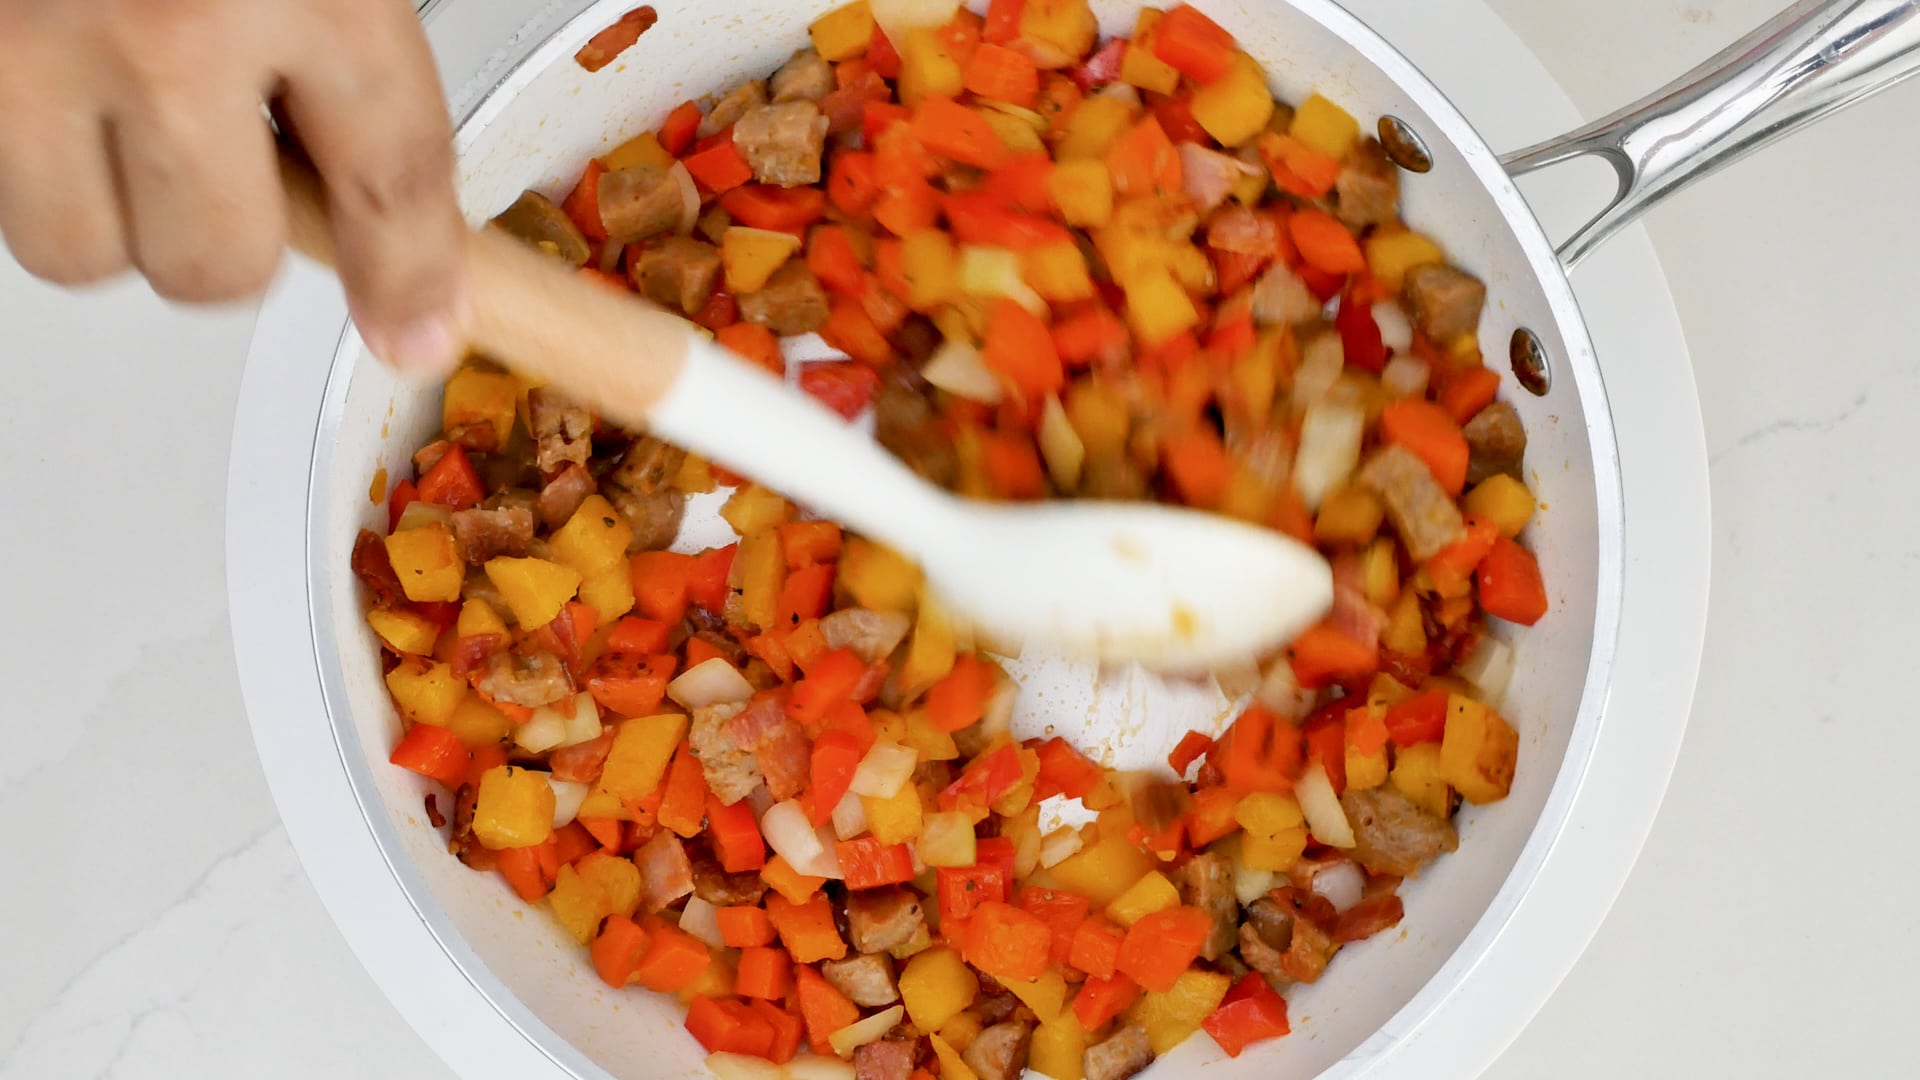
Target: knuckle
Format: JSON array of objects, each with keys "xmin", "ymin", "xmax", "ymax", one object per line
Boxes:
[
  {"xmin": 9, "ymin": 237, "xmax": 130, "ymax": 286},
  {"xmin": 327, "ymin": 136, "xmax": 455, "ymax": 222},
  {"xmin": 142, "ymin": 238, "xmax": 279, "ymax": 302}
]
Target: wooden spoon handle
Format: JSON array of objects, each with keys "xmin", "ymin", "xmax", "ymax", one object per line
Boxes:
[{"xmin": 277, "ymin": 149, "xmax": 691, "ymax": 430}]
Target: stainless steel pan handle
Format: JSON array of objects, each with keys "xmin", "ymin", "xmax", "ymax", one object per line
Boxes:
[{"xmin": 1502, "ymin": 0, "xmax": 1920, "ymax": 267}]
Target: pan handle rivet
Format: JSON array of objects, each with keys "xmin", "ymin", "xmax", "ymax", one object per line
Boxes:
[
  {"xmin": 1378, "ymin": 116, "xmax": 1432, "ymax": 173},
  {"xmin": 1510, "ymin": 328, "xmax": 1551, "ymax": 395}
]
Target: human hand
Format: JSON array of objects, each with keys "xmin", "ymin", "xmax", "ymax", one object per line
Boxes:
[{"xmin": 0, "ymin": 0, "xmax": 468, "ymax": 376}]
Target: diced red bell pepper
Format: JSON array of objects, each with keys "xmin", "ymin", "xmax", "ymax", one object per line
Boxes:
[
  {"xmin": 708, "ymin": 794, "xmax": 768, "ymax": 873},
  {"xmin": 806, "ymin": 730, "xmax": 866, "ymax": 825},
  {"xmin": 659, "ymin": 100, "xmax": 702, "ymax": 155},
  {"xmin": 389, "ymin": 723, "xmax": 470, "ymax": 789},
  {"xmin": 1478, "ymin": 536, "xmax": 1550, "ymax": 626},
  {"xmin": 835, "ymin": 837, "xmax": 916, "ymax": 890},
  {"xmin": 417, "ymin": 444, "xmax": 484, "ymax": 510},
  {"xmin": 1384, "ymin": 688, "xmax": 1449, "ymax": 747},
  {"xmin": 1032, "ymin": 737, "xmax": 1101, "ymax": 800},
  {"xmin": 1211, "ymin": 705, "xmax": 1305, "ymax": 795},
  {"xmin": 386, "ymin": 478, "xmax": 418, "ymax": 532},
  {"xmin": 1167, "ymin": 730, "xmax": 1215, "ymax": 778},
  {"xmin": 1202, "ymin": 972, "xmax": 1293, "ymax": 1057},
  {"xmin": 1336, "ymin": 285, "xmax": 1387, "ymax": 373}
]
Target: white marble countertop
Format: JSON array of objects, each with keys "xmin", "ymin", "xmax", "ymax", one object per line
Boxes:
[{"xmin": 3, "ymin": 1, "xmax": 1915, "ymax": 1077}]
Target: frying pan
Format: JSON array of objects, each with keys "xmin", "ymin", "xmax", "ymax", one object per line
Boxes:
[{"xmin": 225, "ymin": 1, "xmax": 1919, "ymax": 1077}]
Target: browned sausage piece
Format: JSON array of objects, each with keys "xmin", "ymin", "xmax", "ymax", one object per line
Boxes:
[
  {"xmin": 1358, "ymin": 444, "xmax": 1467, "ymax": 561},
  {"xmin": 1402, "ymin": 262, "xmax": 1486, "ymax": 343},
  {"xmin": 1341, "ymin": 785, "xmax": 1459, "ymax": 878},
  {"xmin": 845, "ymin": 887, "xmax": 927, "ymax": 954},
  {"xmin": 527, "ymin": 387, "xmax": 593, "ymax": 474},
  {"xmin": 598, "ymin": 163, "xmax": 688, "ymax": 245},
  {"xmin": 490, "ymin": 189, "xmax": 591, "ymax": 266},
  {"xmin": 697, "ymin": 80, "xmax": 769, "ymax": 139},
  {"xmin": 738, "ymin": 261, "xmax": 830, "ymax": 335},
  {"xmin": 1175, "ymin": 850, "xmax": 1240, "ymax": 961},
  {"xmin": 606, "ymin": 485, "xmax": 685, "ymax": 552},
  {"xmin": 853, "ymin": 1040, "xmax": 917, "ymax": 1080},
  {"xmin": 1463, "ymin": 400, "xmax": 1527, "ymax": 483},
  {"xmin": 610, "ymin": 435, "xmax": 686, "ymax": 495},
  {"xmin": 1334, "ymin": 138, "xmax": 1400, "ymax": 229},
  {"xmin": 734, "ymin": 101, "xmax": 830, "ymax": 187},
  {"xmin": 473, "ymin": 645, "xmax": 572, "ymax": 708},
  {"xmin": 1083, "ymin": 1025, "xmax": 1154, "ymax": 1080},
  {"xmin": 771, "ymin": 48, "xmax": 835, "ymax": 103},
  {"xmin": 631, "ymin": 236, "xmax": 722, "ymax": 315},
  {"xmin": 821, "ymin": 953, "xmax": 901, "ymax": 1007},
  {"xmin": 689, "ymin": 702, "xmax": 762, "ymax": 805},
  {"xmin": 689, "ymin": 844, "xmax": 769, "ymax": 906},
  {"xmin": 962, "ymin": 1021, "xmax": 1033, "ymax": 1080},
  {"xmin": 536, "ymin": 463, "xmax": 598, "ymax": 529},
  {"xmin": 449, "ymin": 506, "xmax": 535, "ymax": 565}
]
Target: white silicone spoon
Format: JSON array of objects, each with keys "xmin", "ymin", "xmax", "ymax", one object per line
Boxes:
[{"xmin": 280, "ymin": 156, "xmax": 1332, "ymax": 670}]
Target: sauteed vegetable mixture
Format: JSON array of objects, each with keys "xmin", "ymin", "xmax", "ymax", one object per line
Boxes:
[{"xmin": 358, "ymin": 3, "xmax": 1548, "ymax": 1077}]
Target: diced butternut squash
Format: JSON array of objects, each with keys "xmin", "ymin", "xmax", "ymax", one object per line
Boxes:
[
  {"xmin": 588, "ymin": 712, "xmax": 689, "ymax": 816},
  {"xmin": 929, "ymin": 1034, "xmax": 978, "ymax": 1080},
  {"xmin": 1383, "ymin": 589, "xmax": 1427, "ymax": 656},
  {"xmin": 367, "ymin": 607, "xmax": 440, "ymax": 656},
  {"xmin": 1121, "ymin": 265, "xmax": 1199, "ymax": 348},
  {"xmin": 864, "ymin": 780, "xmax": 926, "ymax": 844},
  {"xmin": 385, "ymin": 523, "xmax": 464, "ymax": 603},
  {"xmin": 1365, "ymin": 230, "xmax": 1444, "ymax": 293},
  {"xmin": 1289, "ymin": 93, "xmax": 1361, "ymax": 160},
  {"xmin": 484, "ymin": 557, "xmax": 583, "ymax": 629},
  {"xmin": 1235, "ymin": 790, "xmax": 1308, "ymax": 872},
  {"xmin": 604, "ymin": 130, "xmax": 673, "ymax": 173},
  {"xmin": 1464, "ymin": 474, "xmax": 1537, "ymax": 537},
  {"xmin": 385, "ymin": 657, "xmax": 466, "ymax": 727},
  {"xmin": 447, "ymin": 692, "xmax": 513, "ymax": 749},
  {"xmin": 1056, "ymin": 95, "xmax": 1134, "ymax": 161},
  {"xmin": 550, "ymin": 494, "xmax": 634, "ymax": 577},
  {"xmin": 1361, "ymin": 538, "xmax": 1400, "ymax": 608},
  {"xmin": 809, "ymin": 0, "xmax": 875, "ymax": 62},
  {"xmin": 1005, "ymin": 969, "xmax": 1069, "ymax": 1025},
  {"xmin": 722, "ymin": 227, "xmax": 805, "ymax": 294},
  {"xmin": 898, "ymin": 587, "xmax": 957, "ymax": 703},
  {"xmin": 472, "ymin": 764, "xmax": 556, "ymax": 849},
  {"xmin": 735, "ymin": 530, "xmax": 785, "ymax": 632},
  {"xmin": 578, "ymin": 564, "xmax": 637, "ymax": 623},
  {"xmin": 901, "ymin": 228, "xmax": 960, "ymax": 310},
  {"xmin": 900, "ymin": 28, "xmax": 965, "ymax": 106},
  {"xmin": 1119, "ymin": 9, "xmax": 1180, "ymax": 95},
  {"xmin": 576, "ymin": 850, "xmax": 643, "ymax": 920},
  {"xmin": 1018, "ymin": 0, "xmax": 1098, "ymax": 69},
  {"xmin": 1023, "ymin": 242, "xmax": 1095, "ymax": 302},
  {"xmin": 1106, "ymin": 870, "xmax": 1180, "ymax": 926},
  {"xmin": 1189, "ymin": 53, "xmax": 1275, "ymax": 148},
  {"xmin": 1440, "ymin": 694, "xmax": 1518, "ymax": 804},
  {"xmin": 1064, "ymin": 380, "xmax": 1130, "ymax": 460},
  {"xmin": 1125, "ymin": 968, "xmax": 1232, "ymax": 1053},
  {"xmin": 1030, "ymin": 1012, "xmax": 1087, "ymax": 1080},
  {"xmin": 917, "ymin": 809, "xmax": 979, "ymax": 867},
  {"xmin": 900, "ymin": 947, "xmax": 979, "ymax": 1031},
  {"xmin": 1049, "ymin": 835, "xmax": 1153, "ymax": 907},
  {"xmin": 905, "ymin": 708, "xmax": 961, "ymax": 761},
  {"xmin": 547, "ymin": 864, "xmax": 607, "ymax": 943},
  {"xmin": 1045, "ymin": 158, "xmax": 1113, "ymax": 228},
  {"xmin": 720, "ymin": 484, "xmax": 794, "ymax": 536},
  {"xmin": 1313, "ymin": 484, "xmax": 1385, "ymax": 545},
  {"xmin": 1391, "ymin": 742, "xmax": 1451, "ymax": 820},
  {"xmin": 840, "ymin": 538, "xmax": 922, "ymax": 613},
  {"xmin": 1346, "ymin": 706, "xmax": 1391, "ymax": 792},
  {"xmin": 442, "ymin": 366, "xmax": 520, "ymax": 449},
  {"xmin": 456, "ymin": 597, "xmax": 509, "ymax": 639}
]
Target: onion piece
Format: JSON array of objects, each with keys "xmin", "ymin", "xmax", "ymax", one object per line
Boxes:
[
  {"xmin": 869, "ymin": 0, "xmax": 960, "ymax": 45},
  {"xmin": 828, "ymin": 1004, "xmax": 905, "ymax": 1058},
  {"xmin": 921, "ymin": 339, "xmax": 1004, "ymax": 404},
  {"xmin": 1254, "ymin": 659, "xmax": 1315, "ymax": 721},
  {"xmin": 705, "ymin": 1053, "xmax": 786, "ymax": 1080},
  {"xmin": 1293, "ymin": 400, "xmax": 1365, "ymax": 510},
  {"xmin": 668, "ymin": 657, "xmax": 756, "ymax": 709},
  {"xmin": 1096, "ymin": 81, "xmax": 1141, "ymax": 106},
  {"xmin": 1380, "ymin": 355, "xmax": 1431, "ymax": 399},
  {"xmin": 1458, "ymin": 634, "xmax": 1516, "ymax": 707},
  {"xmin": 760, "ymin": 799, "xmax": 826, "ymax": 869},
  {"xmin": 850, "ymin": 742, "xmax": 919, "ymax": 799},
  {"xmin": 820, "ymin": 608, "xmax": 912, "ymax": 663},
  {"xmin": 978, "ymin": 99, "xmax": 1047, "ymax": 132},
  {"xmin": 1310, "ymin": 859, "xmax": 1367, "ymax": 914},
  {"xmin": 394, "ymin": 501, "xmax": 452, "ymax": 531},
  {"xmin": 548, "ymin": 778, "xmax": 590, "ymax": 828},
  {"xmin": 1296, "ymin": 761, "xmax": 1355, "ymax": 848},
  {"xmin": 678, "ymin": 895, "xmax": 726, "ymax": 948},
  {"xmin": 515, "ymin": 707, "xmax": 569, "ymax": 754},
  {"xmin": 1038, "ymin": 394, "xmax": 1086, "ymax": 491},
  {"xmin": 958, "ymin": 245, "xmax": 1046, "ymax": 314},
  {"xmin": 1291, "ymin": 332, "xmax": 1345, "ymax": 410},
  {"xmin": 667, "ymin": 161, "xmax": 700, "ymax": 236},
  {"xmin": 832, "ymin": 788, "xmax": 870, "ymax": 841},
  {"xmin": 785, "ymin": 1057, "xmax": 858, "ymax": 1080},
  {"xmin": 559, "ymin": 693, "xmax": 602, "ymax": 748},
  {"xmin": 1233, "ymin": 857, "xmax": 1277, "ymax": 907},
  {"xmin": 1038, "ymin": 826, "xmax": 1084, "ymax": 869},
  {"xmin": 807, "ymin": 824, "xmax": 846, "ymax": 879},
  {"xmin": 1373, "ymin": 299, "xmax": 1414, "ymax": 352}
]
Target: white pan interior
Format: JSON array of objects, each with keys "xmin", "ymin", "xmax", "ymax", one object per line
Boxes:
[{"xmin": 306, "ymin": 1, "xmax": 1621, "ymax": 1076}]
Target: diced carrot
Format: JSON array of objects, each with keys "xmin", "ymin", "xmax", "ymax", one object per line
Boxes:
[
  {"xmin": 389, "ymin": 723, "xmax": 469, "ymax": 789},
  {"xmin": 807, "ymin": 225, "xmax": 868, "ymax": 299},
  {"xmin": 787, "ymin": 648, "xmax": 869, "ymax": 724},
  {"xmin": 1116, "ymin": 905, "xmax": 1213, "ymax": 992},
  {"xmin": 1427, "ymin": 516, "xmax": 1500, "ymax": 597},
  {"xmin": 1438, "ymin": 364, "xmax": 1502, "ymax": 425},
  {"xmin": 1288, "ymin": 622, "xmax": 1380, "ymax": 689},
  {"xmin": 1152, "ymin": 4, "xmax": 1237, "ymax": 83},
  {"xmin": 750, "ymin": 999, "xmax": 804, "ymax": 1065},
  {"xmin": 688, "ymin": 545, "xmax": 737, "ymax": 613},
  {"xmin": 1106, "ymin": 116, "xmax": 1182, "ymax": 197},
  {"xmin": 1017, "ymin": 888, "xmax": 1089, "ymax": 967},
  {"xmin": 684, "ymin": 637, "xmax": 729, "ymax": 669},
  {"xmin": 656, "ymin": 741, "xmax": 711, "ymax": 838},
  {"xmin": 872, "ymin": 178, "xmax": 941, "ymax": 237},
  {"xmin": 984, "ymin": 0, "xmax": 1024, "ymax": 43},
  {"xmin": 591, "ymin": 914, "xmax": 652, "ymax": 987},
  {"xmin": 982, "ymin": 298, "xmax": 1064, "ymax": 398},
  {"xmin": 1161, "ymin": 427, "xmax": 1234, "ymax": 509},
  {"xmin": 1260, "ymin": 132, "xmax": 1342, "ymax": 199},
  {"xmin": 943, "ymin": 191, "xmax": 1073, "ymax": 250},
  {"xmin": 708, "ymin": 795, "xmax": 768, "ymax": 874},
  {"xmin": 776, "ymin": 563, "xmax": 837, "ymax": 629},
  {"xmin": 716, "ymin": 321, "xmax": 786, "ymax": 376},
  {"xmin": 766, "ymin": 893, "xmax": 849, "ymax": 964},
  {"xmin": 910, "ymin": 97, "xmax": 1012, "ymax": 171},
  {"xmin": 1052, "ymin": 305, "xmax": 1129, "ymax": 367},
  {"xmin": 683, "ymin": 137, "xmax": 754, "ymax": 194},
  {"xmin": 1072, "ymin": 973, "xmax": 1143, "ymax": 1030},
  {"xmin": 585, "ymin": 651, "xmax": 677, "ymax": 717},
  {"xmin": 1379, "ymin": 399, "xmax": 1470, "ymax": 495},
  {"xmin": 659, "ymin": 100, "xmax": 702, "ymax": 155},
  {"xmin": 629, "ymin": 550, "xmax": 695, "ymax": 623},
  {"xmin": 827, "ymin": 151, "xmax": 881, "ymax": 217},
  {"xmin": 1185, "ymin": 785, "xmax": 1241, "ymax": 847},
  {"xmin": 964, "ymin": 901, "xmax": 1053, "ymax": 982},
  {"xmin": 685, "ymin": 996, "xmax": 776, "ymax": 1058},
  {"xmin": 925, "ymin": 653, "xmax": 996, "ymax": 732},
  {"xmin": 580, "ymin": 816, "xmax": 625, "ymax": 851},
  {"xmin": 1477, "ymin": 535, "xmax": 1549, "ymax": 625},
  {"xmin": 561, "ymin": 160, "xmax": 609, "ymax": 242},
  {"xmin": 496, "ymin": 844, "xmax": 551, "ymax": 903},
  {"xmin": 806, "ymin": 730, "xmax": 867, "ymax": 826},
  {"xmin": 964, "ymin": 43, "xmax": 1040, "ymax": 107},
  {"xmin": 778, "ymin": 521, "xmax": 845, "ymax": 569},
  {"xmin": 794, "ymin": 964, "xmax": 860, "ymax": 1054},
  {"xmin": 1304, "ymin": 711, "xmax": 1347, "ymax": 794},
  {"xmin": 1069, "ymin": 916, "xmax": 1127, "ymax": 980},
  {"xmin": 1289, "ymin": 208, "xmax": 1368, "ymax": 275},
  {"xmin": 978, "ymin": 430, "xmax": 1048, "ymax": 500},
  {"xmin": 605, "ymin": 616, "xmax": 671, "ymax": 656},
  {"xmin": 735, "ymin": 946, "xmax": 793, "ymax": 1000},
  {"xmin": 1168, "ymin": 730, "xmax": 1215, "ymax": 777},
  {"xmin": 717, "ymin": 904, "xmax": 777, "ymax": 948},
  {"xmin": 632, "ymin": 924, "xmax": 713, "ymax": 992},
  {"xmin": 761, "ymin": 854, "xmax": 829, "ymax": 906},
  {"xmin": 721, "ymin": 184, "xmax": 829, "ymax": 231}
]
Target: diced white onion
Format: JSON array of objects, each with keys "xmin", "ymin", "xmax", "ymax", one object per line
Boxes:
[
  {"xmin": 820, "ymin": 608, "xmax": 913, "ymax": 664},
  {"xmin": 1292, "ymin": 332, "xmax": 1345, "ymax": 409},
  {"xmin": 668, "ymin": 657, "xmax": 755, "ymax": 709},
  {"xmin": 1096, "ymin": 81, "xmax": 1141, "ymax": 106},
  {"xmin": 1233, "ymin": 857, "xmax": 1277, "ymax": 907},
  {"xmin": 1458, "ymin": 634, "xmax": 1516, "ymax": 708},
  {"xmin": 746, "ymin": 785, "xmax": 776, "ymax": 818},
  {"xmin": 832, "ymin": 788, "xmax": 871, "ymax": 841},
  {"xmin": 785, "ymin": 1056, "xmax": 858, "ymax": 1080},
  {"xmin": 829, "ymin": 1005, "xmax": 905, "ymax": 1058},
  {"xmin": 667, "ymin": 161, "xmax": 701, "ymax": 236},
  {"xmin": 760, "ymin": 800, "xmax": 826, "ymax": 868},
  {"xmin": 981, "ymin": 673, "xmax": 1017, "ymax": 737},
  {"xmin": 1293, "ymin": 400, "xmax": 1365, "ymax": 510},
  {"xmin": 548, "ymin": 778, "xmax": 589, "ymax": 828},
  {"xmin": 394, "ymin": 501, "xmax": 452, "ymax": 531},
  {"xmin": 559, "ymin": 694, "xmax": 602, "ymax": 748},
  {"xmin": 978, "ymin": 99, "xmax": 1047, "ymax": 131},
  {"xmin": 808, "ymin": 824, "xmax": 847, "ymax": 879},
  {"xmin": 1254, "ymin": 659, "xmax": 1314, "ymax": 721},
  {"xmin": 705, "ymin": 1053, "xmax": 787, "ymax": 1080},
  {"xmin": 1210, "ymin": 661, "xmax": 1262, "ymax": 702},
  {"xmin": 1252, "ymin": 263, "xmax": 1320, "ymax": 326},
  {"xmin": 1038, "ymin": 394, "xmax": 1086, "ymax": 491},
  {"xmin": 1038, "ymin": 827, "xmax": 1085, "ymax": 869},
  {"xmin": 1296, "ymin": 761, "xmax": 1355, "ymax": 848},
  {"xmin": 1013, "ymin": 822, "xmax": 1042, "ymax": 878},
  {"xmin": 958, "ymin": 245, "xmax": 1046, "ymax": 314},
  {"xmin": 678, "ymin": 895, "xmax": 726, "ymax": 948},
  {"xmin": 1380, "ymin": 355, "xmax": 1431, "ymax": 399},
  {"xmin": 1310, "ymin": 859, "xmax": 1367, "ymax": 914},
  {"xmin": 515, "ymin": 707, "xmax": 569, "ymax": 754},
  {"xmin": 850, "ymin": 742, "xmax": 919, "ymax": 799},
  {"xmin": 1373, "ymin": 299, "xmax": 1414, "ymax": 352},
  {"xmin": 921, "ymin": 339, "xmax": 1003, "ymax": 404},
  {"xmin": 869, "ymin": 0, "xmax": 961, "ymax": 45}
]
